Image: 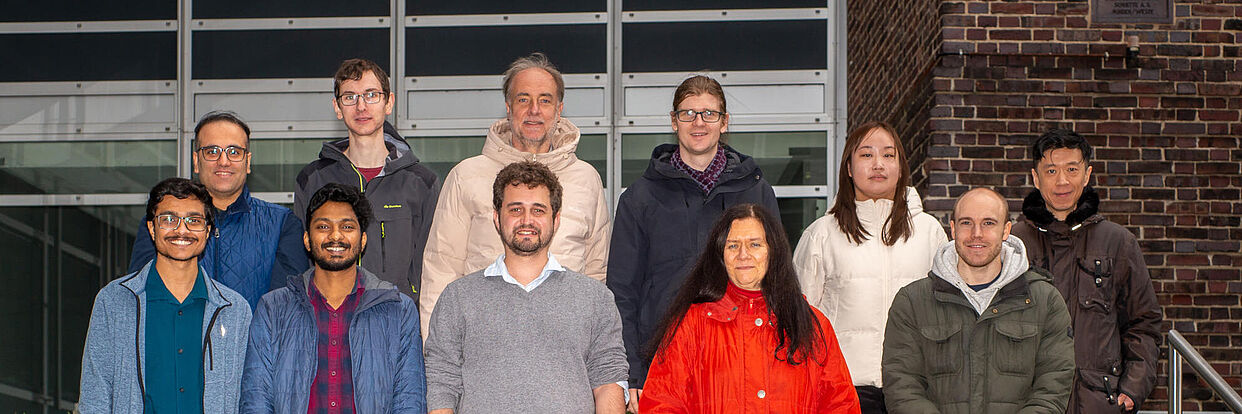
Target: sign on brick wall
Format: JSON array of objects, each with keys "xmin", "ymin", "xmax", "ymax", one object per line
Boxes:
[{"xmin": 1091, "ymin": 0, "xmax": 1174, "ymax": 24}]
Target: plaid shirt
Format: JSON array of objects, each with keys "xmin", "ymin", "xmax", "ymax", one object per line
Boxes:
[
  {"xmin": 307, "ymin": 273, "xmax": 364, "ymax": 414},
  {"xmin": 670, "ymin": 146, "xmax": 728, "ymax": 194}
]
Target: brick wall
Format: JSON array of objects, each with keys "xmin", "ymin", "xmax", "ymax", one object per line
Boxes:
[
  {"xmin": 846, "ymin": 0, "xmax": 942, "ymax": 189},
  {"xmin": 910, "ymin": 0, "xmax": 1242, "ymax": 411}
]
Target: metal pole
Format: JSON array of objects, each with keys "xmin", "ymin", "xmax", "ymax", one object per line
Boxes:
[
  {"xmin": 1166, "ymin": 330, "xmax": 1242, "ymax": 413},
  {"xmin": 1169, "ymin": 343, "xmax": 1181, "ymax": 414}
]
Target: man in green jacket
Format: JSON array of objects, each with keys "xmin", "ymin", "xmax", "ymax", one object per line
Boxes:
[{"xmin": 882, "ymin": 188, "xmax": 1074, "ymax": 414}]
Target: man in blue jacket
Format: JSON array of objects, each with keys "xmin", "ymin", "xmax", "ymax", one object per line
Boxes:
[
  {"xmin": 242, "ymin": 183, "xmax": 426, "ymax": 413},
  {"xmin": 80, "ymin": 177, "xmax": 251, "ymax": 414},
  {"xmin": 128, "ymin": 111, "xmax": 309, "ymax": 307}
]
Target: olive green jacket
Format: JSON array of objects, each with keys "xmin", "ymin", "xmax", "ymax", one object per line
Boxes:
[{"xmin": 882, "ymin": 263, "xmax": 1074, "ymax": 413}]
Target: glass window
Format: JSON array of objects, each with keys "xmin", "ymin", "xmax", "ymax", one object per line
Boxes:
[
  {"xmin": 0, "ymin": 33, "xmax": 175, "ymax": 82},
  {"xmin": 620, "ymin": 131, "xmax": 827, "ymax": 187},
  {"xmin": 622, "ymin": 20, "xmax": 827, "ymax": 72},
  {"xmin": 409, "ymin": 0, "xmax": 603, "ymax": 15},
  {"xmin": 0, "ymin": 140, "xmax": 177, "ymax": 195},
  {"xmin": 406, "ymin": 25, "xmax": 606, "ymax": 76},
  {"xmin": 194, "ymin": 0, "xmax": 387, "ymax": 19},
  {"xmin": 193, "ymin": 29, "xmax": 389, "ymax": 79},
  {"xmin": 0, "ymin": 205, "xmax": 138, "ymax": 405},
  {"xmin": 2, "ymin": 0, "xmax": 174, "ymax": 22},
  {"xmin": 778, "ymin": 196, "xmax": 828, "ymax": 247}
]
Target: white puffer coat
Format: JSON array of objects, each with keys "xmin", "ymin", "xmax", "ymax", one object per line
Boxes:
[{"xmin": 792, "ymin": 187, "xmax": 948, "ymax": 387}]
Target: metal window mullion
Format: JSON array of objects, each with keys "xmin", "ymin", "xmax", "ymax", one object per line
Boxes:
[
  {"xmin": 393, "ymin": 0, "xmax": 405, "ymax": 130},
  {"xmin": 0, "ymin": 20, "xmax": 176, "ymax": 34},
  {"xmin": 191, "ymin": 16, "xmax": 390, "ymax": 31},
  {"xmin": 620, "ymin": 8, "xmax": 828, "ymax": 23},
  {"xmin": 609, "ymin": 0, "xmax": 625, "ymax": 206},
  {"xmin": 829, "ymin": 0, "xmax": 848, "ymax": 203},
  {"xmin": 178, "ymin": 0, "xmax": 193, "ymax": 179},
  {"xmin": 407, "ymin": 12, "xmax": 606, "ymax": 28}
]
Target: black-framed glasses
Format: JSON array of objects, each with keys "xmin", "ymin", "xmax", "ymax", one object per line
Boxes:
[
  {"xmin": 197, "ymin": 145, "xmax": 249, "ymax": 162},
  {"xmin": 153, "ymin": 214, "xmax": 209, "ymax": 232},
  {"xmin": 338, "ymin": 91, "xmax": 387, "ymax": 106},
  {"xmin": 672, "ymin": 109, "xmax": 726, "ymax": 123}
]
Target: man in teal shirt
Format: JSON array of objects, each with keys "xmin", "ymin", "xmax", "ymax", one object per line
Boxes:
[{"xmin": 79, "ymin": 178, "xmax": 251, "ymax": 414}]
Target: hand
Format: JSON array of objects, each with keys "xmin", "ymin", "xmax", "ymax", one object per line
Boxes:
[
  {"xmin": 1117, "ymin": 393, "xmax": 1135, "ymax": 411},
  {"xmin": 627, "ymin": 388, "xmax": 642, "ymax": 413}
]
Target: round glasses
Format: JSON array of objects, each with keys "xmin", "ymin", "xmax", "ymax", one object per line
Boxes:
[
  {"xmin": 197, "ymin": 145, "xmax": 248, "ymax": 162},
  {"xmin": 338, "ymin": 91, "xmax": 387, "ymax": 106},
  {"xmin": 672, "ymin": 109, "xmax": 726, "ymax": 123},
  {"xmin": 153, "ymin": 214, "xmax": 209, "ymax": 232}
]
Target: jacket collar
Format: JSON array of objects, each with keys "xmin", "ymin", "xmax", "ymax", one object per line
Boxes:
[
  {"xmin": 930, "ymin": 268, "xmax": 1048, "ymax": 317},
  {"xmin": 1021, "ymin": 186, "xmax": 1102, "ymax": 229},
  {"xmin": 121, "ymin": 260, "xmax": 235, "ymax": 309},
  {"xmin": 217, "ymin": 185, "xmax": 253, "ymax": 216},
  {"xmin": 850, "ymin": 186, "xmax": 925, "ymax": 228},
  {"xmin": 318, "ymin": 121, "xmax": 421, "ymax": 174},
  {"xmin": 644, "ymin": 143, "xmax": 763, "ymax": 194},
  {"xmin": 483, "ymin": 117, "xmax": 582, "ymax": 170},
  {"xmin": 286, "ymin": 266, "xmax": 401, "ymax": 312}
]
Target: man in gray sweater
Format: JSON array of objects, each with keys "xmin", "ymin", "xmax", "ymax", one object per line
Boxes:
[{"xmin": 425, "ymin": 161, "xmax": 628, "ymax": 414}]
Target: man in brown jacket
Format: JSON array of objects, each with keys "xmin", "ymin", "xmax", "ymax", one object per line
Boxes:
[
  {"xmin": 419, "ymin": 53, "xmax": 611, "ymax": 339},
  {"xmin": 1011, "ymin": 129, "xmax": 1163, "ymax": 413}
]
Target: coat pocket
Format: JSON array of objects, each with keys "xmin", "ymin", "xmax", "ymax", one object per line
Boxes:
[
  {"xmin": 1076, "ymin": 256, "xmax": 1116, "ymax": 314},
  {"xmin": 919, "ymin": 324, "xmax": 962, "ymax": 376},
  {"xmin": 992, "ymin": 321, "xmax": 1040, "ymax": 375}
]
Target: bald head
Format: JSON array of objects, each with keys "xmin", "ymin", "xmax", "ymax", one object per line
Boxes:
[{"xmin": 953, "ymin": 188, "xmax": 1009, "ymax": 222}]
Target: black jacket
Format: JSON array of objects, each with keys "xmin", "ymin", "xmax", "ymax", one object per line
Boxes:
[
  {"xmin": 1010, "ymin": 187, "xmax": 1162, "ymax": 413},
  {"xmin": 294, "ymin": 122, "xmax": 440, "ymax": 303},
  {"xmin": 606, "ymin": 143, "xmax": 780, "ymax": 387}
]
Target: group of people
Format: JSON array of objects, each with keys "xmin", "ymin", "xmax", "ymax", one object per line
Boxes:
[{"xmin": 77, "ymin": 53, "xmax": 1163, "ymax": 414}]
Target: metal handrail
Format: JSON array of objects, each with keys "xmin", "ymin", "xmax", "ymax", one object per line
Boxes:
[{"xmin": 1167, "ymin": 330, "xmax": 1242, "ymax": 414}]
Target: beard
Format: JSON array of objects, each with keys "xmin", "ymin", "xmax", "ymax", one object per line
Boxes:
[
  {"xmin": 311, "ymin": 241, "xmax": 361, "ymax": 272},
  {"xmin": 499, "ymin": 224, "xmax": 555, "ymax": 257}
]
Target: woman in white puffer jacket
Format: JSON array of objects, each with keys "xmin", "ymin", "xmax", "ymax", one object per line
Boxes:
[{"xmin": 792, "ymin": 121, "xmax": 948, "ymax": 414}]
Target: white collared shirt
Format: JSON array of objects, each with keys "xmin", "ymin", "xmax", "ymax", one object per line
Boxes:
[{"xmin": 482, "ymin": 252, "xmax": 565, "ymax": 292}]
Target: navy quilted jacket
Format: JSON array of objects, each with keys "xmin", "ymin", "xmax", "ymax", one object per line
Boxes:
[
  {"xmin": 240, "ymin": 268, "xmax": 427, "ymax": 413},
  {"xmin": 128, "ymin": 186, "xmax": 309, "ymax": 307}
]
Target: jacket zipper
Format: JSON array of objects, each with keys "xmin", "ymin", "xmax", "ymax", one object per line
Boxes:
[
  {"xmin": 130, "ymin": 287, "xmax": 146, "ymax": 403},
  {"xmin": 380, "ymin": 222, "xmax": 387, "ymax": 272},
  {"xmin": 199, "ymin": 302, "xmax": 228, "ymax": 413}
]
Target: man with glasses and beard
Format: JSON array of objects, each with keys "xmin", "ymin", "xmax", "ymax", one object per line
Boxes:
[
  {"xmin": 80, "ymin": 178, "xmax": 251, "ymax": 414},
  {"xmin": 242, "ymin": 183, "xmax": 426, "ymax": 413},
  {"xmin": 128, "ymin": 111, "xmax": 308, "ymax": 308},
  {"xmin": 425, "ymin": 161, "xmax": 627, "ymax": 414}
]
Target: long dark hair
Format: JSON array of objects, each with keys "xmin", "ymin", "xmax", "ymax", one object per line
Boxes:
[
  {"xmin": 647, "ymin": 204, "xmax": 825, "ymax": 366},
  {"xmin": 830, "ymin": 121, "xmax": 913, "ymax": 246}
]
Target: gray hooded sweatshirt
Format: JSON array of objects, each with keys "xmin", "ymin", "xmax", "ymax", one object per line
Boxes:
[{"xmin": 930, "ymin": 235, "xmax": 1030, "ymax": 315}]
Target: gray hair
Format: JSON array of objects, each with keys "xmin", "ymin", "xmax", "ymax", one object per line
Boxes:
[{"xmin": 501, "ymin": 52, "xmax": 565, "ymax": 102}]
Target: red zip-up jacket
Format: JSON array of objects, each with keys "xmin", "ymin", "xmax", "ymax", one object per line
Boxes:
[{"xmin": 642, "ymin": 283, "xmax": 861, "ymax": 413}]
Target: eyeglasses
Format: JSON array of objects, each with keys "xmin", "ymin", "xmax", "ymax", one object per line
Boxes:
[
  {"xmin": 672, "ymin": 109, "xmax": 726, "ymax": 123},
  {"xmin": 197, "ymin": 145, "xmax": 248, "ymax": 162},
  {"xmin": 338, "ymin": 91, "xmax": 387, "ymax": 106},
  {"xmin": 153, "ymin": 214, "xmax": 209, "ymax": 232}
]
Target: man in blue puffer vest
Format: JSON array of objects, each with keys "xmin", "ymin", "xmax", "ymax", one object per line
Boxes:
[
  {"xmin": 127, "ymin": 111, "xmax": 309, "ymax": 308},
  {"xmin": 242, "ymin": 183, "xmax": 426, "ymax": 413}
]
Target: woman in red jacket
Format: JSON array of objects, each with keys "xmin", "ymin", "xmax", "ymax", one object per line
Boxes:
[{"xmin": 641, "ymin": 204, "xmax": 861, "ymax": 413}]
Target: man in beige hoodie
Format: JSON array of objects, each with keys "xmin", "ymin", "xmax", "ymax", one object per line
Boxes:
[{"xmin": 419, "ymin": 52, "xmax": 611, "ymax": 338}]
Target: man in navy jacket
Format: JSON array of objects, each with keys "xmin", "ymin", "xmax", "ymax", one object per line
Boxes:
[{"xmin": 128, "ymin": 111, "xmax": 308, "ymax": 307}]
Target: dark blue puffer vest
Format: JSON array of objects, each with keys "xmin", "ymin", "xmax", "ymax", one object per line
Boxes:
[{"xmin": 204, "ymin": 188, "xmax": 289, "ymax": 307}]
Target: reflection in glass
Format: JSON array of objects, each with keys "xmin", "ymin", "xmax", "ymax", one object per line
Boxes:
[
  {"xmin": 0, "ymin": 205, "xmax": 140, "ymax": 405},
  {"xmin": 0, "ymin": 141, "xmax": 176, "ymax": 195},
  {"xmin": 620, "ymin": 131, "xmax": 827, "ymax": 187}
]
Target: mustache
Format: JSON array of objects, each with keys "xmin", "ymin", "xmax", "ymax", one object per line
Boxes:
[
  {"xmin": 164, "ymin": 236, "xmax": 198, "ymax": 243},
  {"xmin": 320, "ymin": 241, "xmax": 352, "ymax": 250}
]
